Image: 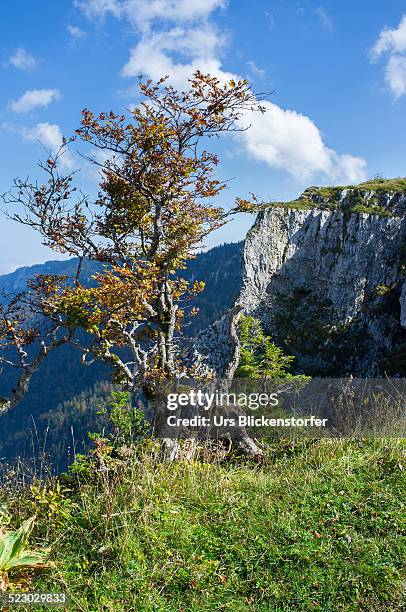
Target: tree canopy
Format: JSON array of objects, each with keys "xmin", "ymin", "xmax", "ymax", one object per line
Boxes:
[{"xmin": 0, "ymin": 72, "xmax": 265, "ymax": 416}]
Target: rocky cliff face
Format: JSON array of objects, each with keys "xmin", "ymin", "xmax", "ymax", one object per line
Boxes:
[{"xmin": 239, "ymin": 180, "xmax": 406, "ymax": 376}]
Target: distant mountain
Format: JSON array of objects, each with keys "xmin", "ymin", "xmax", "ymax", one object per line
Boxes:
[
  {"xmin": 0, "ymin": 242, "xmax": 243, "ymax": 467},
  {"xmin": 0, "ymin": 259, "xmax": 95, "ymax": 295}
]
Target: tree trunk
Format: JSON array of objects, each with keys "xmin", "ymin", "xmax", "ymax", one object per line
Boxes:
[{"xmin": 144, "ymin": 384, "xmax": 263, "ymax": 462}]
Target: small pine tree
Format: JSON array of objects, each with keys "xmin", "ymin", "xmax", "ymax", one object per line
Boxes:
[{"xmin": 235, "ymin": 315, "xmax": 295, "ymax": 379}]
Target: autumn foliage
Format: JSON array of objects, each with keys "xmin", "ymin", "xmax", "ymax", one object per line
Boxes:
[{"xmin": 0, "ymin": 72, "xmax": 264, "ymax": 415}]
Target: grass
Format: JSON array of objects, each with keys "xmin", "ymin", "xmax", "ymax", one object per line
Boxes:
[
  {"xmin": 265, "ymin": 177, "xmax": 406, "ymax": 217},
  {"xmin": 356, "ymin": 177, "xmax": 406, "ymax": 192},
  {"xmin": 305, "ymin": 178, "xmax": 406, "ymax": 196},
  {"xmin": 1, "ymin": 438, "xmax": 405, "ymax": 611}
]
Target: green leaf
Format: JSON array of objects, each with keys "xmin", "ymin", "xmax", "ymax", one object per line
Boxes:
[{"xmin": 0, "ymin": 517, "xmax": 47, "ymax": 572}]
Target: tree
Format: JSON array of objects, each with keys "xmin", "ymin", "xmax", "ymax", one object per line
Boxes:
[
  {"xmin": 1, "ymin": 72, "xmax": 265, "ymax": 455},
  {"xmin": 235, "ymin": 315, "xmax": 295, "ymax": 379}
]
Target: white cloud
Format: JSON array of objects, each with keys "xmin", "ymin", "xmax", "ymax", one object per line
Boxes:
[
  {"xmin": 24, "ymin": 122, "xmax": 74, "ymax": 170},
  {"xmin": 121, "ymin": 26, "xmax": 234, "ymax": 88},
  {"xmin": 370, "ymin": 15, "xmax": 406, "ymax": 59},
  {"xmin": 241, "ymin": 102, "xmax": 366, "ymax": 183},
  {"xmin": 370, "ymin": 15, "xmax": 406, "ymax": 99},
  {"xmin": 10, "ymin": 89, "xmax": 61, "ymax": 113},
  {"xmin": 74, "ymin": 0, "xmax": 122, "ymax": 19},
  {"xmin": 127, "ymin": 0, "xmax": 227, "ymax": 27},
  {"xmin": 384, "ymin": 54, "xmax": 406, "ymax": 99},
  {"xmin": 123, "ymin": 44, "xmax": 367, "ymax": 182},
  {"xmin": 67, "ymin": 24, "xmax": 87, "ymax": 39},
  {"xmin": 9, "ymin": 48, "xmax": 37, "ymax": 71},
  {"xmin": 314, "ymin": 7, "xmax": 333, "ymax": 32},
  {"xmin": 77, "ymin": 0, "xmax": 367, "ymax": 183},
  {"xmin": 76, "ymin": 0, "xmax": 230, "ymax": 88},
  {"xmin": 75, "ymin": 0, "xmax": 226, "ymax": 27},
  {"xmin": 77, "ymin": 0, "xmax": 229, "ymax": 88},
  {"xmin": 25, "ymin": 122, "xmax": 63, "ymax": 149}
]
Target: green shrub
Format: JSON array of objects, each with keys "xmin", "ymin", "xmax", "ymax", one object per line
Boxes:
[{"xmin": 108, "ymin": 391, "xmax": 150, "ymax": 446}]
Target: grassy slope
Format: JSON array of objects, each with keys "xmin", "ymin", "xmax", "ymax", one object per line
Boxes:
[
  {"xmin": 305, "ymin": 177, "xmax": 406, "ymax": 194},
  {"xmin": 265, "ymin": 177, "xmax": 406, "ymax": 216},
  {"xmin": 10, "ymin": 439, "xmax": 403, "ymax": 611}
]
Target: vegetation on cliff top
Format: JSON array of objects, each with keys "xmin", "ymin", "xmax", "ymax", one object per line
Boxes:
[{"xmin": 265, "ymin": 177, "xmax": 406, "ymax": 216}]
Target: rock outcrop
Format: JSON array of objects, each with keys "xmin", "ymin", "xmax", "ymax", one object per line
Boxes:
[
  {"xmin": 239, "ymin": 181, "xmax": 406, "ymax": 375},
  {"xmin": 195, "ymin": 179, "xmax": 406, "ymax": 377},
  {"xmin": 189, "ymin": 306, "xmax": 244, "ymax": 379}
]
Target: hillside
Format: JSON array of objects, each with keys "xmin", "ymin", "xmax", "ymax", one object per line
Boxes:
[
  {"xmin": 1, "ymin": 439, "xmax": 405, "ymax": 610},
  {"xmin": 0, "ymin": 242, "xmax": 243, "ymax": 467}
]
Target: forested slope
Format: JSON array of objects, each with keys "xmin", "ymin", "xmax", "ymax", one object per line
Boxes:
[{"xmin": 0, "ymin": 242, "xmax": 243, "ymax": 467}]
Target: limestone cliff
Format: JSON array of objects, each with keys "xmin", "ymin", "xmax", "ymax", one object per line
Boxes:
[
  {"xmin": 193, "ymin": 179, "xmax": 406, "ymax": 377},
  {"xmin": 239, "ymin": 179, "xmax": 406, "ymax": 376}
]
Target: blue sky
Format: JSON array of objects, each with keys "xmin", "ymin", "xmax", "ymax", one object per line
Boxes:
[{"xmin": 1, "ymin": 0, "xmax": 406, "ymax": 273}]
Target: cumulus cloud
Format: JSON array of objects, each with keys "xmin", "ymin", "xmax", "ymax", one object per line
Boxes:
[
  {"xmin": 24, "ymin": 122, "xmax": 63, "ymax": 149},
  {"xmin": 24, "ymin": 122, "xmax": 74, "ymax": 169},
  {"xmin": 77, "ymin": 0, "xmax": 367, "ymax": 183},
  {"xmin": 76, "ymin": 0, "xmax": 229, "ymax": 88},
  {"xmin": 121, "ymin": 26, "xmax": 235, "ymax": 89},
  {"xmin": 384, "ymin": 54, "xmax": 406, "ymax": 99},
  {"xmin": 370, "ymin": 14, "xmax": 406, "ymax": 58},
  {"xmin": 10, "ymin": 89, "xmax": 61, "ymax": 113},
  {"xmin": 9, "ymin": 48, "xmax": 37, "ymax": 71},
  {"xmin": 75, "ymin": 0, "xmax": 226, "ymax": 27},
  {"xmin": 241, "ymin": 102, "xmax": 366, "ymax": 182},
  {"xmin": 76, "ymin": 0, "xmax": 230, "ymax": 88},
  {"xmin": 370, "ymin": 14, "xmax": 406, "ymax": 99}
]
